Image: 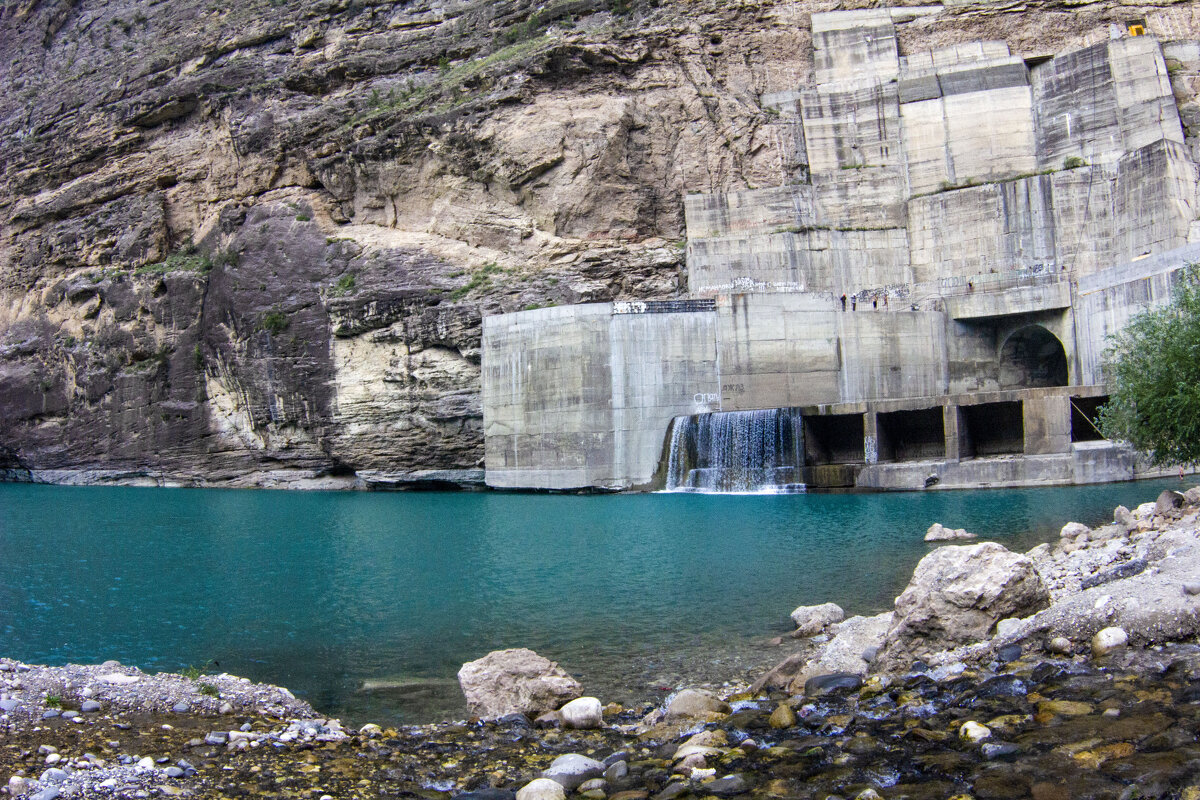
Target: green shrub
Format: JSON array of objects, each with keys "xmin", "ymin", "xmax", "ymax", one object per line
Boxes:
[
  {"xmin": 1100, "ymin": 263, "xmax": 1200, "ymax": 466},
  {"xmin": 331, "ymin": 273, "xmax": 356, "ymax": 296},
  {"xmin": 1063, "ymin": 155, "xmax": 1087, "ymax": 169},
  {"xmin": 259, "ymin": 309, "xmax": 289, "ymax": 335}
]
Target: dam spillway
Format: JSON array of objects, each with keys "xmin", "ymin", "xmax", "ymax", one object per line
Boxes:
[{"xmin": 664, "ymin": 409, "xmax": 806, "ymax": 494}]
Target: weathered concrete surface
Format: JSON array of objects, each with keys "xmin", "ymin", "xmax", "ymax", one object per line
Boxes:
[{"xmin": 483, "ymin": 302, "xmax": 719, "ymax": 490}]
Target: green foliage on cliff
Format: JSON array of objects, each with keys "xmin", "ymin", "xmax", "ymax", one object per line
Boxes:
[{"xmin": 1099, "ymin": 264, "xmax": 1200, "ymax": 466}]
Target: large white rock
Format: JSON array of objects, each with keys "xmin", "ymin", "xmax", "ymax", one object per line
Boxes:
[
  {"xmin": 925, "ymin": 523, "xmax": 977, "ymax": 542},
  {"xmin": 789, "ymin": 602, "xmax": 844, "ymax": 637},
  {"xmin": 558, "ymin": 696, "xmax": 603, "ymax": 729},
  {"xmin": 517, "ymin": 778, "xmax": 567, "ymax": 800},
  {"xmin": 877, "ymin": 542, "xmax": 1050, "ymax": 670},
  {"xmin": 457, "ymin": 648, "xmax": 582, "ymax": 720}
]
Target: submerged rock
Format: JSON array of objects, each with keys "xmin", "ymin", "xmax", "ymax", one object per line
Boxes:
[
  {"xmin": 458, "ymin": 649, "xmax": 582, "ymax": 720},
  {"xmin": 925, "ymin": 523, "xmax": 977, "ymax": 542}
]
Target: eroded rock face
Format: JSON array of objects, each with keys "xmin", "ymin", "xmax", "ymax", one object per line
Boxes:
[
  {"xmin": 877, "ymin": 543, "xmax": 1050, "ymax": 670},
  {"xmin": 458, "ymin": 648, "xmax": 582, "ymax": 720}
]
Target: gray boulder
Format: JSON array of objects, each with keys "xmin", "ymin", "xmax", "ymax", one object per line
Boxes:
[
  {"xmin": 457, "ymin": 649, "xmax": 582, "ymax": 720},
  {"xmin": 876, "ymin": 543, "xmax": 1050, "ymax": 670},
  {"xmin": 789, "ymin": 602, "xmax": 844, "ymax": 637},
  {"xmin": 1155, "ymin": 490, "xmax": 1185, "ymax": 516}
]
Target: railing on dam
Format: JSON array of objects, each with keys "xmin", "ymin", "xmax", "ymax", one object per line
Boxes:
[{"xmin": 612, "ymin": 299, "xmax": 718, "ymax": 314}]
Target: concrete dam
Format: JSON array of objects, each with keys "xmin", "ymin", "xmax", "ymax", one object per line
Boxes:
[{"xmin": 482, "ymin": 8, "xmax": 1200, "ymax": 492}]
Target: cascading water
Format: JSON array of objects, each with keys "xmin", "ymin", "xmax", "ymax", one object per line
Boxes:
[{"xmin": 663, "ymin": 408, "xmax": 806, "ymax": 494}]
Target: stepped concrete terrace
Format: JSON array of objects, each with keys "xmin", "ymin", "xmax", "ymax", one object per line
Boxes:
[{"xmin": 482, "ymin": 8, "xmax": 1200, "ymax": 492}]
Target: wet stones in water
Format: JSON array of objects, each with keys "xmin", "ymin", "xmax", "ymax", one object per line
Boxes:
[
  {"xmin": 704, "ymin": 775, "xmax": 749, "ymax": 797},
  {"xmin": 804, "ymin": 673, "xmax": 863, "ymax": 697},
  {"xmin": 543, "ymin": 754, "xmax": 605, "ymax": 790},
  {"xmin": 971, "ymin": 674, "xmax": 1027, "ymax": 700},
  {"xmin": 981, "ymin": 742, "xmax": 1020, "ymax": 760},
  {"xmin": 457, "ymin": 790, "xmax": 517, "ymax": 800},
  {"xmin": 665, "ymin": 689, "xmax": 730, "ymax": 720},
  {"xmin": 80, "ymin": 700, "xmax": 101, "ymax": 712},
  {"xmin": 996, "ymin": 644, "xmax": 1023, "ymax": 664},
  {"xmin": 517, "ymin": 779, "xmax": 566, "ymax": 800}
]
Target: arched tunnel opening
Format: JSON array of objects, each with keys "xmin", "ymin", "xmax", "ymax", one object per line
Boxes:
[{"xmin": 998, "ymin": 325, "xmax": 1068, "ymax": 389}]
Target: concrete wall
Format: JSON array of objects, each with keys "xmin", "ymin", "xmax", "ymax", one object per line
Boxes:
[
  {"xmin": 1073, "ymin": 242, "xmax": 1200, "ymax": 384},
  {"xmin": 483, "ymin": 304, "xmax": 720, "ymax": 489}
]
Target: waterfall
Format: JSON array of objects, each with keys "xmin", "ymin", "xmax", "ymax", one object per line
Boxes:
[{"xmin": 663, "ymin": 408, "xmax": 806, "ymax": 494}]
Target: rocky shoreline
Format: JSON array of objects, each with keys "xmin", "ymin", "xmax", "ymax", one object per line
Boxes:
[{"xmin": 4, "ymin": 486, "xmax": 1200, "ymax": 799}]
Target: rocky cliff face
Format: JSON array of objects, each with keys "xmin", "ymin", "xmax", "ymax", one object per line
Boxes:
[{"xmin": 1, "ymin": 0, "xmax": 1197, "ymax": 487}]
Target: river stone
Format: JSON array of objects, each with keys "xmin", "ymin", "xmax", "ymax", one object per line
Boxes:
[
  {"xmin": 1114, "ymin": 506, "xmax": 1135, "ymax": 529},
  {"xmin": 768, "ymin": 703, "xmax": 796, "ymax": 728},
  {"xmin": 559, "ymin": 696, "xmax": 603, "ymax": 729},
  {"xmin": 789, "ymin": 602, "xmax": 844, "ymax": 637},
  {"xmin": 1060, "ymin": 522, "xmax": 1090, "ymax": 540},
  {"xmin": 1184, "ymin": 582, "xmax": 1200, "ymax": 596},
  {"xmin": 80, "ymin": 699, "xmax": 101, "ymax": 712},
  {"xmin": 604, "ymin": 761, "xmax": 628, "ymax": 782},
  {"xmin": 542, "ymin": 754, "xmax": 605, "ymax": 790},
  {"xmin": 925, "ymin": 523, "xmax": 977, "ymax": 542},
  {"xmin": 40, "ymin": 768, "xmax": 68, "ymax": 785},
  {"xmin": 1047, "ymin": 636, "xmax": 1073, "ymax": 654},
  {"xmin": 456, "ymin": 790, "xmax": 517, "ymax": 800},
  {"xmin": 876, "ymin": 542, "xmax": 1050, "ymax": 670},
  {"xmin": 705, "ymin": 775, "xmax": 749, "ymax": 797},
  {"xmin": 665, "ymin": 689, "xmax": 730, "ymax": 720},
  {"xmin": 959, "ymin": 721, "xmax": 991, "ymax": 742},
  {"xmin": 0, "ymin": 698, "xmax": 20, "ymax": 712},
  {"xmin": 517, "ymin": 779, "xmax": 567, "ymax": 800},
  {"xmin": 1156, "ymin": 490, "xmax": 1185, "ymax": 515},
  {"xmin": 172, "ymin": 701, "xmax": 190, "ymax": 713},
  {"xmin": 30, "ymin": 790, "xmax": 61, "ymax": 800},
  {"xmin": 458, "ymin": 649, "xmax": 582, "ymax": 720},
  {"xmin": 786, "ymin": 612, "xmax": 893, "ymax": 693},
  {"xmin": 1092, "ymin": 626, "xmax": 1128, "ymax": 656},
  {"xmin": 804, "ymin": 672, "xmax": 863, "ymax": 696}
]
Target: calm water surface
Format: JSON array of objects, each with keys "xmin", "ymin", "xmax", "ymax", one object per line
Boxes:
[{"xmin": 0, "ymin": 478, "xmax": 1186, "ymax": 723}]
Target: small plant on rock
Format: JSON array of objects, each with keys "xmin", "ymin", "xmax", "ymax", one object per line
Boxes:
[{"xmin": 198, "ymin": 682, "xmax": 220, "ymax": 697}]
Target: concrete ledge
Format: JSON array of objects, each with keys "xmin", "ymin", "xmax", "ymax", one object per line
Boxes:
[{"xmin": 945, "ymin": 280, "xmax": 1071, "ymax": 319}]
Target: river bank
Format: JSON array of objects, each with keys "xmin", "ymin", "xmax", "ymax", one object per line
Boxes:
[{"xmin": 3, "ymin": 485, "xmax": 1200, "ymax": 799}]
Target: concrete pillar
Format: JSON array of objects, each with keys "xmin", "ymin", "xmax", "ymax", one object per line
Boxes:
[
  {"xmin": 1024, "ymin": 394, "xmax": 1072, "ymax": 455},
  {"xmin": 943, "ymin": 405, "xmax": 961, "ymax": 462},
  {"xmin": 864, "ymin": 411, "xmax": 879, "ymax": 464}
]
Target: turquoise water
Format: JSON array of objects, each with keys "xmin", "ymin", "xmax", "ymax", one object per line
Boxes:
[{"xmin": 0, "ymin": 478, "xmax": 1187, "ymax": 724}]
